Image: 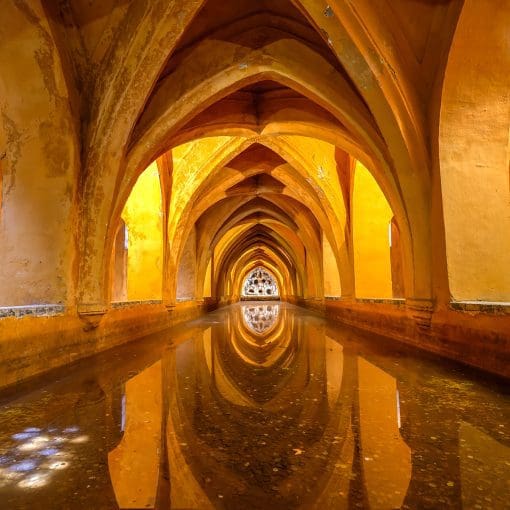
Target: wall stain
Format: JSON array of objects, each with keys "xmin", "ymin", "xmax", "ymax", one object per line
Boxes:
[{"xmin": 0, "ymin": 112, "xmax": 23, "ymax": 195}]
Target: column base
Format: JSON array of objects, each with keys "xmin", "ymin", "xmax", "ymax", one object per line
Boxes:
[{"xmin": 406, "ymin": 298, "xmax": 434, "ymax": 332}]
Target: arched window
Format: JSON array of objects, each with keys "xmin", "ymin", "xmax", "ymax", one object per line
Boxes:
[{"xmin": 241, "ymin": 267, "xmax": 279, "ymax": 299}]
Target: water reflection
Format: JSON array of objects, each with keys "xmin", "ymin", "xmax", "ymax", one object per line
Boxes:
[
  {"xmin": 0, "ymin": 425, "xmax": 84, "ymax": 490},
  {"xmin": 243, "ymin": 304, "xmax": 280, "ymax": 335},
  {"xmin": 0, "ymin": 303, "xmax": 508, "ymax": 509},
  {"xmin": 357, "ymin": 357, "xmax": 411, "ymax": 509},
  {"xmin": 108, "ymin": 361, "xmax": 162, "ymax": 509}
]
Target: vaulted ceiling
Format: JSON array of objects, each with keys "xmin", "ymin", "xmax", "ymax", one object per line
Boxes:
[{"xmin": 39, "ymin": 0, "xmax": 464, "ymax": 305}]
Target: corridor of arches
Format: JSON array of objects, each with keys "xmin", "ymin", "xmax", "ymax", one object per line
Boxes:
[
  {"xmin": 0, "ymin": 1, "xmax": 509, "ymax": 506},
  {"xmin": 1, "ymin": 0, "xmax": 509, "ymax": 381}
]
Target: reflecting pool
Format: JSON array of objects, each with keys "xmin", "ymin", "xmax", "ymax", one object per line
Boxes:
[{"xmin": 0, "ymin": 303, "xmax": 508, "ymax": 509}]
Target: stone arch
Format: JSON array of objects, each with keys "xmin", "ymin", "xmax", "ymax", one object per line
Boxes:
[
  {"xmin": 214, "ymin": 224, "xmax": 303, "ymax": 300},
  {"xmin": 224, "ymin": 251, "xmax": 296, "ymax": 301},
  {"xmin": 83, "ymin": 41, "xmax": 382, "ymax": 305},
  {"xmin": 77, "ymin": 5, "xmax": 434, "ymax": 311},
  {"xmin": 166, "ymin": 137, "xmax": 339, "ymax": 301},
  {"xmin": 194, "ymin": 200, "xmax": 311, "ymax": 300},
  {"xmin": 77, "ymin": 0, "xmax": 206, "ymax": 312}
]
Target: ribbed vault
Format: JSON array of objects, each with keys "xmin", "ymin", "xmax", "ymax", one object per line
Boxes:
[
  {"xmin": 2, "ymin": 0, "xmax": 510, "ymax": 380},
  {"xmin": 69, "ymin": 0, "xmax": 449, "ymax": 310}
]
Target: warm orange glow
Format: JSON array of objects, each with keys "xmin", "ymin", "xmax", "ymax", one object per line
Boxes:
[
  {"xmin": 121, "ymin": 162, "xmax": 163, "ymax": 301},
  {"xmin": 323, "ymin": 235, "xmax": 342, "ymax": 297},
  {"xmin": 353, "ymin": 162, "xmax": 393, "ymax": 299}
]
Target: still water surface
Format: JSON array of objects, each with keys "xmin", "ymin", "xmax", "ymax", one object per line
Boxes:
[{"xmin": 0, "ymin": 303, "xmax": 508, "ymax": 509}]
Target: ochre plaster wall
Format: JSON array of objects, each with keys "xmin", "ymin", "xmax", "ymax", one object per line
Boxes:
[
  {"xmin": 176, "ymin": 226, "xmax": 197, "ymax": 300},
  {"xmin": 353, "ymin": 162, "xmax": 393, "ymax": 299},
  {"xmin": 0, "ymin": 301, "xmax": 206, "ymax": 392},
  {"xmin": 0, "ymin": 1, "xmax": 79, "ymax": 306},
  {"xmin": 121, "ymin": 163, "xmax": 163, "ymax": 301},
  {"xmin": 323, "ymin": 234, "xmax": 342, "ymax": 297},
  {"xmin": 320, "ymin": 299, "xmax": 510, "ymax": 379},
  {"xmin": 203, "ymin": 259, "xmax": 212, "ymax": 298},
  {"xmin": 440, "ymin": 0, "xmax": 510, "ymax": 302}
]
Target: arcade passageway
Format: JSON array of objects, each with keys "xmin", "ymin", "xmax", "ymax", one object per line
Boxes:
[
  {"xmin": 0, "ymin": 0, "xmax": 509, "ymax": 506},
  {"xmin": 1, "ymin": 0, "xmax": 509, "ymax": 381}
]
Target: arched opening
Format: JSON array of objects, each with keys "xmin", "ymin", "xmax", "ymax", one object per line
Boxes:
[
  {"xmin": 353, "ymin": 161, "xmax": 404, "ymax": 299},
  {"xmin": 115, "ymin": 162, "xmax": 163, "ymax": 302},
  {"xmin": 241, "ymin": 266, "xmax": 280, "ymax": 301}
]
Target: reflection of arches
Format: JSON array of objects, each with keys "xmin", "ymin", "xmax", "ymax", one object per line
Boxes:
[
  {"xmin": 242, "ymin": 304, "xmax": 280, "ymax": 335},
  {"xmin": 357, "ymin": 357, "xmax": 411, "ymax": 509},
  {"xmin": 241, "ymin": 266, "xmax": 280, "ymax": 299},
  {"xmin": 108, "ymin": 361, "xmax": 163, "ymax": 509},
  {"xmin": 164, "ymin": 310, "xmax": 360, "ymax": 507}
]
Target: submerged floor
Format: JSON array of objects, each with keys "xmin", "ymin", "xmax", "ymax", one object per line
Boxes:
[{"xmin": 0, "ymin": 303, "xmax": 508, "ymax": 509}]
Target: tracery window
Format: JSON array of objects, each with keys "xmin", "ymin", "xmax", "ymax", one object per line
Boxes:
[{"xmin": 241, "ymin": 267, "xmax": 279, "ymax": 298}]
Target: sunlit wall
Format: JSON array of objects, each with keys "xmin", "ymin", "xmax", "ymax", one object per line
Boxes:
[
  {"xmin": 121, "ymin": 162, "xmax": 163, "ymax": 301},
  {"xmin": 322, "ymin": 235, "xmax": 342, "ymax": 297},
  {"xmin": 353, "ymin": 162, "xmax": 393, "ymax": 299}
]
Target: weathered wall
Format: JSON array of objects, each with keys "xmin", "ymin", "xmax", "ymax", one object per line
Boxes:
[
  {"xmin": 0, "ymin": 301, "xmax": 206, "ymax": 391},
  {"xmin": 176, "ymin": 226, "xmax": 197, "ymax": 300},
  {"xmin": 0, "ymin": 1, "xmax": 79, "ymax": 306},
  {"xmin": 319, "ymin": 300, "xmax": 510, "ymax": 379}
]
